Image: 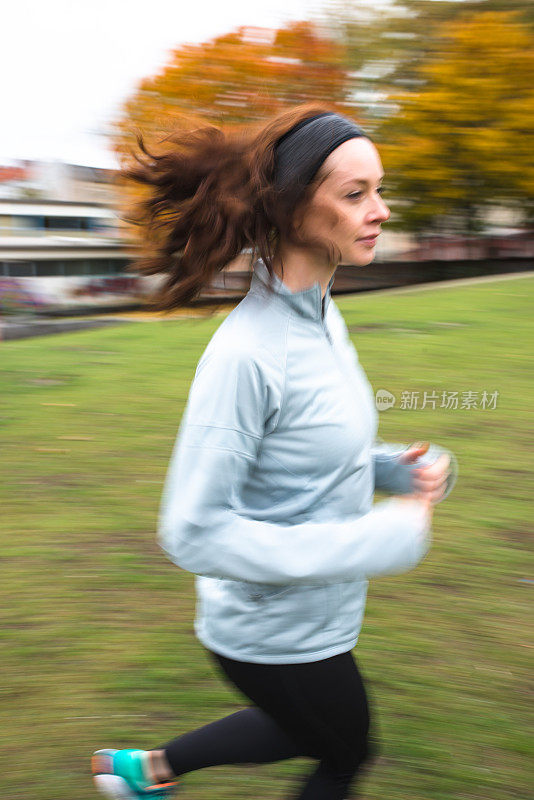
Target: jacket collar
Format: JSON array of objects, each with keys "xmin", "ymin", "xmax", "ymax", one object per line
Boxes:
[{"xmin": 249, "ymin": 258, "xmax": 335, "ymax": 322}]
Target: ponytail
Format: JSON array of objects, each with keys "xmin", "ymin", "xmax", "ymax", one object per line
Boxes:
[
  {"xmin": 121, "ymin": 102, "xmax": 343, "ymax": 311},
  {"xmin": 122, "ymin": 124, "xmax": 257, "ymax": 311}
]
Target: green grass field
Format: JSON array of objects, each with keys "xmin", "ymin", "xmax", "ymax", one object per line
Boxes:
[{"xmin": 2, "ymin": 275, "xmax": 532, "ymax": 800}]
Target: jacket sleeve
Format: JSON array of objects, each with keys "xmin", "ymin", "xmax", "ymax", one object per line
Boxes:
[
  {"xmin": 372, "ymin": 438, "xmax": 459, "ymax": 498},
  {"xmin": 158, "ymin": 344, "xmax": 432, "ymax": 586}
]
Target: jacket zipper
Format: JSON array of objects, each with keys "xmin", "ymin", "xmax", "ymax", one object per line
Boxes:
[
  {"xmin": 321, "ymin": 297, "xmax": 333, "ymax": 345},
  {"xmin": 320, "ymin": 303, "xmax": 372, "ymax": 431}
]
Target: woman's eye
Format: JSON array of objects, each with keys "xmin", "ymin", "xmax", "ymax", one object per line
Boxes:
[{"xmin": 346, "ymin": 187, "xmax": 385, "ymax": 200}]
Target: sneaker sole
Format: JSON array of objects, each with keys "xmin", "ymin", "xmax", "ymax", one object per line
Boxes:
[
  {"xmin": 92, "ymin": 750, "xmax": 137, "ymax": 800},
  {"xmin": 93, "ymin": 774, "xmax": 137, "ymax": 800}
]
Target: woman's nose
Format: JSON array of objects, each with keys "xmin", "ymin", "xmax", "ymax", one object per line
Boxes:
[{"xmin": 369, "ymin": 195, "xmax": 390, "ymax": 223}]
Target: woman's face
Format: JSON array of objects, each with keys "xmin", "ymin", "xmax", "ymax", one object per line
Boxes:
[{"xmin": 294, "ymin": 137, "xmax": 390, "ymax": 267}]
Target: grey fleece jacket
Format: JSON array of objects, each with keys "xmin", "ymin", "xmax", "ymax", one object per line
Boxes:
[{"xmin": 158, "ymin": 258, "xmax": 457, "ymax": 663}]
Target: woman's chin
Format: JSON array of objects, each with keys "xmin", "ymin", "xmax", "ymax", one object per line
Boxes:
[{"xmin": 346, "ymin": 248, "xmax": 377, "ymax": 267}]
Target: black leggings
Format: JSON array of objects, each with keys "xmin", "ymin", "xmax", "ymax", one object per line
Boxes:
[{"xmin": 161, "ymin": 648, "xmax": 379, "ymax": 799}]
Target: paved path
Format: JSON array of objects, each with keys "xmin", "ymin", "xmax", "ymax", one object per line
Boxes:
[
  {"xmin": 2, "ymin": 270, "xmax": 532, "ymax": 340},
  {"xmin": 360, "ymin": 269, "xmax": 534, "ymax": 297},
  {"xmin": 0, "ymin": 315, "xmax": 134, "ymax": 341}
]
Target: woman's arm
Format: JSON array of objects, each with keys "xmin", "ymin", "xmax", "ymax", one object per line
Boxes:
[{"xmin": 158, "ymin": 344, "xmax": 432, "ymax": 586}]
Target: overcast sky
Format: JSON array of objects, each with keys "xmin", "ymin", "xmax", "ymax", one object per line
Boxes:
[{"xmin": 1, "ymin": 0, "xmax": 324, "ymax": 168}]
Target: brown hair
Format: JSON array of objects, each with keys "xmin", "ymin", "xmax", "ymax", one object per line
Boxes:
[{"xmin": 121, "ymin": 102, "xmax": 351, "ymax": 312}]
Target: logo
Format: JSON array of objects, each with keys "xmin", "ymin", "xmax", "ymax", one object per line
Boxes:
[{"xmin": 375, "ymin": 389, "xmax": 396, "ymax": 411}]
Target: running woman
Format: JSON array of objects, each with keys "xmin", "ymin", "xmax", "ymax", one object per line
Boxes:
[{"xmin": 91, "ymin": 104, "xmax": 457, "ymax": 800}]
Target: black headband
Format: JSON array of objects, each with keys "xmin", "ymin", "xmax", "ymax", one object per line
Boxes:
[{"xmin": 273, "ymin": 112, "xmax": 368, "ymax": 197}]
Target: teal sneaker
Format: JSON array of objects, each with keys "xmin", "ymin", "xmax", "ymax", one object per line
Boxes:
[{"xmin": 92, "ymin": 749, "xmax": 179, "ymax": 799}]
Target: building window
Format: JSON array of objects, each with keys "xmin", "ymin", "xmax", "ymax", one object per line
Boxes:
[
  {"xmin": 87, "ymin": 260, "xmax": 113, "ymax": 274},
  {"xmin": 64, "ymin": 261, "xmax": 89, "ymax": 275},
  {"xmin": 6, "ymin": 261, "xmax": 35, "ymax": 277},
  {"xmin": 110, "ymin": 259, "xmax": 128, "ymax": 274},
  {"xmin": 35, "ymin": 261, "xmax": 63, "ymax": 276},
  {"xmin": 86, "ymin": 218, "xmax": 114, "ymax": 233},
  {"xmin": 14, "ymin": 216, "xmax": 45, "ymax": 230},
  {"xmin": 44, "ymin": 217, "xmax": 82, "ymax": 231}
]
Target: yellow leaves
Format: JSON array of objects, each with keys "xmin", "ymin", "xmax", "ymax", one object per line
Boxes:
[
  {"xmin": 378, "ymin": 10, "xmax": 534, "ymax": 229},
  {"xmin": 109, "ymin": 6, "xmax": 533, "ymax": 234}
]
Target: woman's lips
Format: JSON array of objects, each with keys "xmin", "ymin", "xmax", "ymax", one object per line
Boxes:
[{"xmin": 358, "ymin": 235, "xmax": 378, "ymax": 246}]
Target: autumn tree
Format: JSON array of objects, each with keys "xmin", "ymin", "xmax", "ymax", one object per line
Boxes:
[
  {"xmin": 373, "ymin": 10, "xmax": 534, "ymax": 234},
  {"xmin": 111, "ymin": 20, "xmax": 359, "ymax": 163},
  {"xmin": 110, "ymin": 20, "xmax": 363, "ymax": 242},
  {"xmin": 326, "ymin": 0, "xmax": 533, "ymax": 130},
  {"xmin": 385, "ymin": 0, "xmax": 533, "ymax": 107}
]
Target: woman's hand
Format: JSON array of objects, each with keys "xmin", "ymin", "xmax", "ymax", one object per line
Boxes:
[{"xmin": 399, "ymin": 441, "xmax": 452, "ymax": 505}]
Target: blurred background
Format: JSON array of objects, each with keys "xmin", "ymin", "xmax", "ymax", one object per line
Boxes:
[
  {"xmin": 0, "ymin": 0, "xmax": 532, "ymax": 320},
  {"xmin": 1, "ymin": 2, "xmax": 532, "ymax": 800}
]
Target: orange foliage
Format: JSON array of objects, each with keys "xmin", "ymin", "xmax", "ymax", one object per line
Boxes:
[{"xmin": 110, "ymin": 20, "xmax": 362, "ymax": 243}]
